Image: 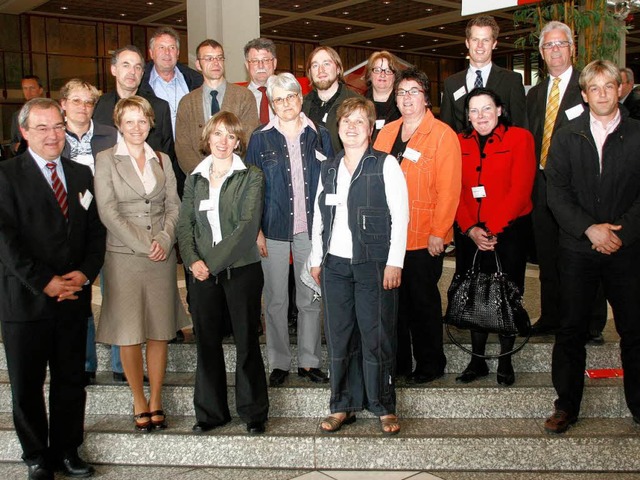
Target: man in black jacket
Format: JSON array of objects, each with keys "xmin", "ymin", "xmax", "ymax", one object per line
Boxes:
[
  {"xmin": 544, "ymin": 60, "xmax": 640, "ymax": 434},
  {"xmin": 619, "ymin": 67, "xmax": 640, "ymax": 120}
]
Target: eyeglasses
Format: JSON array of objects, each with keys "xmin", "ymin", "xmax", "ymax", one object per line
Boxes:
[
  {"xmin": 247, "ymin": 58, "xmax": 274, "ymax": 66},
  {"xmin": 396, "ymin": 88, "xmax": 424, "ymax": 97},
  {"xmin": 541, "ymin": 40, "xmax": 572, "ymax": 50},
  {"xmin": 67, "ymin": 98, "xmax": 96, "ymax": 108},
  {"xmin": 199, "ymin": 55, "xmax": 225, "ymax": 63},
  {"xmin": 27, "ymin": 124, "xmax": 66, "ymax": 134},
  {"xmin": 272, "ymin": 93, "xmax": 299, "ymax": 106},
  {"xmin": 372, "ymin": 67, "xmax": 394, "ymax": 76}
]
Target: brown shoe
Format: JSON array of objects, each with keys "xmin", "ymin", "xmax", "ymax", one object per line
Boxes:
[{"xmin": 544, "ymin": 410, "xmax": 577, "ymax": 434}]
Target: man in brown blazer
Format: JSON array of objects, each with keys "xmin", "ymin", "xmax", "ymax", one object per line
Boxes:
[{"xmin": 175, "ymin": 39, "xmax": 259, "ymax": 175}]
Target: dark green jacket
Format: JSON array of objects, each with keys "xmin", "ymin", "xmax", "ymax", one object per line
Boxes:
[{"xmin": 177, "ymin": 156, "xmax": 264, "ymax": 276}]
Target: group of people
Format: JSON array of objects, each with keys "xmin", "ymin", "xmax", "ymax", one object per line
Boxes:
[{"xmin": 2, "ymin": 14, "xmax": 640, "ymax": 480}]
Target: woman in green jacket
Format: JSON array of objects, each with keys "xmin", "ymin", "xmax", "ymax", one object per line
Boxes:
[{"xmin": 177, "ymin": 111, "xmax": 268, "ymax": 434}]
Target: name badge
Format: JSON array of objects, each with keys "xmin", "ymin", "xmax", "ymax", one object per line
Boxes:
[
  {"xmin": 403, "ymin": 147, "xmax": 421, "ymax": 163},
  {"xmin": 199, "ymin": 199, "xmax": 215, "ymax": 211},
  {"xmin": 325, "ymin": 194, "xmax": 342, "ymax": 206},
  {"xmin": 565, "ymin": 103, "xmax": 584, "ymax": 121},
  {"xmin": 322, "ymin": 112, "xmax": 328, "ymax": 123},
  {"xmin": 453, "ymin": 86, "xmax": 467, "ymax": 102},
  {"xmin": 472, "ymin": 186, "xmax": 487, "ymax": 198},
  {"xmin": 315, "ymin": 150, "xmax": 327, "ymax": 161},
  {"xmin": 375, "ymin": 119, "xmax": 386, "ymax": 130},
  {"xmin": 79, "ymin": 190, "xmax": 93, "ymax": 210}
]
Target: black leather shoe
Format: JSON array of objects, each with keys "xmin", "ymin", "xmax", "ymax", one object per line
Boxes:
[
  {"xmin": 28, "ymin": 463, "xmax": 53, "ymax": 480},
  {"xmin": 84, "ymin": 371, "xmax": 96, "ymax": 386},
  {"xmin": 59, "ymin": 452, "xmax": 95, "ymax": 478},
  {"xmin": 246, "ymin": 421, "xmax": 265, "ymax": 434},
  {"xmin": 497, "ymin": 362, "xmax": 515, "ymax": 386},
  {"xmin": 530, "ymin": 318, "xmax": 559, "ymax": 336},
  {"xmin": 587, "ymin": 331, "xmax": 605, "ymax": 346},
  {"xmin": 269, "ymin": 368, "xmax": 289, "ymax": 386},
  {"xmin": 192, "ymin": 421, "xmax": 216, "ymax": 433},
  {"xmin": 298, "ymin": 367, "xmax": 328, "ymax": 383},
  {"xmin": 113, "ymin": 372, "xmax": 149, "ymax": 383},
  {"xmin": 456, "ymin": 365, "xmax": 489, "ymax": 384},
  {"xmin": 408, "ymin": 371, "xmax": 444, "ymax": 384}
]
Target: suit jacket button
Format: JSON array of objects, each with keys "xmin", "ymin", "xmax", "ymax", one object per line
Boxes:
[
  {"xmin": 145, "ymin": 199, "xmax": 150, "ymax": 204},
  {"xmin": 147, "ymin": 226, "xmax": 151, "ymax": 230}
]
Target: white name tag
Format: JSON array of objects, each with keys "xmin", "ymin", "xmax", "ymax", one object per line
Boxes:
[
  {"xmin": 325, "ymin": 194, "xmax": 342, "ymax": 206},
  {"xmin": 403, "ymin": 147, "xmax": 421, "ymax": 163},
  {"xmin": 472, "ymin": 186, "xmax": 487, "ymax": 198},
  {"xmin": 79, "ymin": 190, "xmax": 93, "ymax": 210},
  {"xmin": 453, "ymin": 86, "xmax": 467, "ymax": 102},
  {"xmin": 315, "ymin": 150, "xmax": 327, "ymax": 161},
  {"xmin": 199, "ymin": 199, "xmax": 215, "ymax": 211},
  {"xmin": 375, "ymin": 119, "xmax": 386, "ymax": 130},
  {"xmin": 565, "ymin": 103, "xmax": 584, "ymax": 121},
  {"xmin": 322, "ymin": 112, "xmax": 328, "ymax": 123}
]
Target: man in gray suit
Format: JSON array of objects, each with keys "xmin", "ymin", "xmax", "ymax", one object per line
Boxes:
[
  {"xmin": 175, "ymin": 39, "xmax": 259, "ymax": 175},
  {"xmin": 440, "ymin": 15, "xmax": 526, "ymax": 132}
]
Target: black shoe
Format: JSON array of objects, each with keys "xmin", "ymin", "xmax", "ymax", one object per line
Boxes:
[
  {"xmin": 84, "ymin": 371, "xmax": 96, "ymax": 386},
  {"xmin": 28, "ymin": 463, "xmax": 53, "ymax": 480},
  {"xmin": 58, "ymin": 452, "xmax": 95, "ymax": 478},
  {"xmin": 192, "ymin": 421, "xmax": 217, "ymax": 433},
  {"xmin": 297, "ymin": 367, "xmax": 328, "ymax": 383},
  {"xmin": 269, "ymin": 368, "xmax": 289, "ymax": 386},
  {"xmin": 456, "ymin": 364, "xmax": 489, "ymax": 383},
  {"xmin": 113, "ymin": 372, "xmax": 149, "ymax": 383},
  {"xmin": 587, "ymin": 331, "xmax": 605, "ymax": 346},
  {"xmin": 497, "ymin": 361, "xmax": 515, "ymax": 386},
  {"xmin": 408, "ymin": 371, "xmax": 444, "ymax": 384},
  {"xmin": 530, "ymin": 318, "xmax": 559, "ymax": 336},
  {"xmin": 246, "ymin": 421, "xmax": 265, "ymax": 434},
  {"xmin": 169, "ymin": 330, "xmax": 186, "ymax": 344}
]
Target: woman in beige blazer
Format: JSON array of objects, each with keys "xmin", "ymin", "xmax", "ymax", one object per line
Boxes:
[{"xmin": 95, "ymin": 96, "xmax": 188, "ymax": 432}]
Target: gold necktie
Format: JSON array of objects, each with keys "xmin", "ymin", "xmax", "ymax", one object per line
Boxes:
[{"xmin": 540, "ymin": 77, "xmax": 561, "ymax": 168}]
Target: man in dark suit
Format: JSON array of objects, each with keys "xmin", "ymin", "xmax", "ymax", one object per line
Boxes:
[
  {"xmin": 0, "ymin": 98, "xmax": 105, "ymax": 479},
  {"xmin": 619, "ymin": 67, "xmax": 640, "ymax": 120},
  {"xmin": 544, "ymin": 60, "xmax": 640, "ymax": 433},
  {"xmin": 10, "ymin": 75, "xmax": 44, "ymax": 157},
  {"xmin": 525, "ymin": 21, "xmax": 607, "ymax": 338},
  {"xmin": 440, "ymin": 15, "xmax": 526, "ymax": 132}
]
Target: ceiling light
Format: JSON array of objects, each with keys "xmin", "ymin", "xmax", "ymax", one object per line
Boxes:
[
  {"xmin": 399, "ymin": 34, "xmax": 405, "ymax": 38},
  {"xmin": 366, "ymin": 41, "xmax": 372, "ymax": 44},
  {"xmin": 386, "ymin": 17, "xmax": 390, "ymax": 21},
  {"xmin": 399, "ymin": 45, "xmax": 405, "ymax": 48},
  {"xmin": 119, "ymin": 13, "xmax": 126, "ymax": 17},
  {"xmin": 425, "ymin": 8, "xmax": 432, "ymax": 11},
  {"xmin": 433, "ymin": 39, "xmax": 438, "ymax": 42},
  {"xmin": 272, "ymin": 29, "xmax": 278, "ymax": 33},
  {"xmin": 439, "ymin": 26, "xmax": 445, "ymax": 30},
  {"xmin": 304, "ymin": 21, "xmax": 310, "ymax": 25},
  {"xmin": 313, "ymin": 34, "xmax": 319, "ymax": 38},
  {"xmin": 342, "ymin": 11, "xmax": 349, "ymax": 15},
  {"xmin": 146, "ymin": 1, "xmax": 154, "ymax": 4},
  {"xmin": 432, "ymin": 49, "xmax": 437, "ymax": 51},
  {"xmin": 60, "ymin": 6, "xmax": 68, "ymax": 10},
  {"xmin": 293, "ymin": 4, "xmax": 300, "ymax": 7},
  {"xmin": 345, "ymin": 26, "xmax": 352, "ymax": 30},
  {"xmin": 176, "ymin": 18, "xmax": 183, "ymax": 23},
  {"xmin": 383, "ymin": 0, "xmax": 391, "ymax": 4}
]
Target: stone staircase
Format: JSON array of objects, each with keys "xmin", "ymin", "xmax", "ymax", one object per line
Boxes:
[{"xmin": 0, "ymin": 335, "xmax": 638, "ymax": 473}]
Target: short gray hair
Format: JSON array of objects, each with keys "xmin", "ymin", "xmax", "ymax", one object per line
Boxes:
[
  {"xmin": 620, "ymin": 67, "xmax": 634, "ymax": 84},
  {"xmin": 18, "ymin": 98, "xmax": 64, "ymax": 129},
  {"xmin": 243, "ymin": 38, "xmax": 276, "ymax": 59},
  {"xmin": 539, "ymin": 21, "xmax": 573, "ymax": 49},
  {"xmin": 266, "ymin": 73, "xmax": 301, "ymax": 102},
  {"xmin": 149, "ymin": 26, "xmax": 180, "ymax": 50}
]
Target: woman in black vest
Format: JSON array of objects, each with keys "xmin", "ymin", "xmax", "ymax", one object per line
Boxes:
[{"xmin": 309, "ymin": 97, "xmax": 409, "ymax": 435}]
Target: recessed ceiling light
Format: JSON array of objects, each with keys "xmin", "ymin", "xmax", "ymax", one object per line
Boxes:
[
  {"xmin": 366, "ymin": 41, "xmax": 372, "ymax": 44},
  {"xmin": 433, "ymin": 39, "xmax": 438, "ymax": 42},
  {"xmin": 345, "ymin": 26, "xmax": 352, "ymax": 30},
  {"xmin": 425, "ymin": 8, "xmax": 432, "ymax": 11},
  {"xmin": 304, "ymin": 21, "xmax": 310, "ymax": 25},
  {"xmin": 386, "ymin": 17, "xmax": 390, "ymax": 21},
  {"xmin": 399, "ymin": 34, "xmax": 405, "ymax": 38},
  {"xmin": 293, "ymin": 4, "xmax": 300, "ymax": 7},
  {"xmin": 439, "ymin": 26, "xmax": 445, "ymax": 30},
  {"xmin": 432, "ymin": 48, "xmax": 437, "ymax": 51},
  {"xmin": 505, "ymin": 36, "xmax": 510, "ymax": 39},
  {"xmin": 313, "ymin": 34, "xmax": 319, "ymax": 38},
  {"xmin": 272, "ymin": 29, "xmax": 278, "ymax": 33},
  {"xmin": 176, "ymin": 18, "xmax": 183, "ymax": 23},
  {"xmin": 60, "ymin": 6, "xmax": 68, "ymax": 10},
  {"xmin": 383, "ymin": 1, "xmax": 391, "ymax": 4},
  {"xmin": 146, "ymin": 1, "xmax": 154, "ymax": 4},
  {"xmin": 342, "ymin": 11, "xmax": 349, "ymax": 15},
  {"xmin": 119, "ymin": 13, "xmax": 126, "ymax": 17},
  {"xmin": 399, "ymin": 45, "xmax": 405, "ymax": 48}
]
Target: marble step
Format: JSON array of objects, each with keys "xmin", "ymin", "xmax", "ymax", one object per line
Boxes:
[
  {"xmin": 0, "ymin": 371, "xmax": 631, "ymax": 420},
  {"xmin": 0, "ymin": 413, "xmax": 638, "ymax": 471},
  {"xmin": 0, "ymin": 336, "xmax": 621, "ymax": 375}
]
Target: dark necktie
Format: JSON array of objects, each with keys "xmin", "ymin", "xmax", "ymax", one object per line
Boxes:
[
  {"xmin": 46, "ymin": 162, "xmax": 68, "ymax": 219},
  {"xmin": 210, "ymin": 90, "xmax": 220, "ymax": 117},
  {"xmin": 474, "ymin": 70, "xmax": 483, "ymax": 89},
  {"xmin": 258, "ymin": 86, "xmax": 269, "ymax": 124}
]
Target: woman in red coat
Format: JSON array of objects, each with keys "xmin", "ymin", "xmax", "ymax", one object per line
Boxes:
[{"xmin": 453, "ymin": 88, "xmax": 536, "ymax": 386}]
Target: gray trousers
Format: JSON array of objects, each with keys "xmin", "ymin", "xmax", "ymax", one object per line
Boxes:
[{"xmin": 262, "ymin": 234, "xmax": 322, "ymax": 371}]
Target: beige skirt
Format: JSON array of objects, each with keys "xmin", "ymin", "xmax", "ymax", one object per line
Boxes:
[{"xmin": 96, "ymin": 248, "xmax": 189, "ymax": 345}]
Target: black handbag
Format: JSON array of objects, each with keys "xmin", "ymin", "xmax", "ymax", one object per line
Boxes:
[{"xmin": 444, "ymin": 250, "xmax": 531, "ymax": 358}]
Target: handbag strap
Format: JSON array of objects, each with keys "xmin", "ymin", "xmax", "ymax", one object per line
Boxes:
[
  {"xmin": 471, "ymin": 248, "xmax": 503, "ymax": 274},
  {"xmin": 445, "ymin": 324, "xmax": 531, "ymax": 360}
]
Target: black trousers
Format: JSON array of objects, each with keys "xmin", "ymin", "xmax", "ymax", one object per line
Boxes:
[
  {"xmin": 552, "ymin": 246, "xmax": 640, "ymax": 418},
  {"xmin": 190, "ymin": 262, "xmax": 269, "ymax": 425},
  {"xmin": 397, "ymin": 248, "xmax": 446, "ymax": 377},
  {"xmin": 2, "ymin": 312, "xmax": 87, "ymax": 465},
  {"xmin": 532, "ymin": 170, "xmax": 607, "ymax": 330},
  {"xmin": 321, "ymin": 255, "xmax": 398, "ymax": 416}
]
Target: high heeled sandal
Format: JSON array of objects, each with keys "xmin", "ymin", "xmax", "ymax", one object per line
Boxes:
[
  {"xmin": 379, "ymin": 414, "xmax": 400, "ymax": 436},
  {"xmin": 150, "ymin": 409, "xmax": 167, "ymax": 430},
  {"xmin": 319, "ymin": 413, "xmax": 356, "ymax": 433},
  {"xmin": 134, "ymin": 411, "xmax": 152, "ymax": 433}
]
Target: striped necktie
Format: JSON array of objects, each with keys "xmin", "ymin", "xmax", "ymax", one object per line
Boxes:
[
  {"xmin": 474, "ymin": 70, "xmax": 483, "ymax": 89},
  {"xmin": 540, "ymin": 77, "xmax": 561, "ymax": 168},
  {"xmin": 46, "ymin": 162, "xmax": 68, "ymax": 219}
]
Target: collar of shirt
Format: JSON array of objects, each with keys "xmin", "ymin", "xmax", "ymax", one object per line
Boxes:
[
  {"xmin": 203, "ymin": 80, "xmax": 227, "ymax": 116},
  {"xmin": 150, "ymin": 65, "xmax": 187, "ymax": 88},
  {"xmin": 466, "ymin": 63, "xmax": 493, "ymax": 91},
  {"xmin": 589, "ymin": 108, "xmax": 621, "ymax": 133},
  {"xmin": 30, "ymin": 148, "xmax": 67, "ymax": 189},
  {"xmin": 263, "ymin": 111, "xmax": 316, "ymax": 134},
  {"xmin": 191, "ymin": 153, "xmax": 246, "ymax": 180},
  {"xmin": 65, "ymin": 120, "xmax": 94, "ymax": 142},
  {"xmin": 546, "ymin": 65, "xmax": 574, "ymax": 104},
  {"xmin": 115, "ymin": 139, "xmax": 159, "ymax": 163}
]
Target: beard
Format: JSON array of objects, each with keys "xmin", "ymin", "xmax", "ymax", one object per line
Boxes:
[{"xmin": 313, "ymin": 77, "xmax": 337, "ymax": 91}]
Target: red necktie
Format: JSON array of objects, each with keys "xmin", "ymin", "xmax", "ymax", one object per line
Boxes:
[
  {"xmin": 46, "ymin": 162, "xmax": 68, "ymax": 219},
  {"xmin": 258, "ymin": 86, "xmax": 269, "ymax": 125}
]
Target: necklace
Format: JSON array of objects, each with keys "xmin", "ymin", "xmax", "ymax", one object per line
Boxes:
[{"xmin": 209, "ymin": 162, "xmax": 230, "ymax": 179}]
